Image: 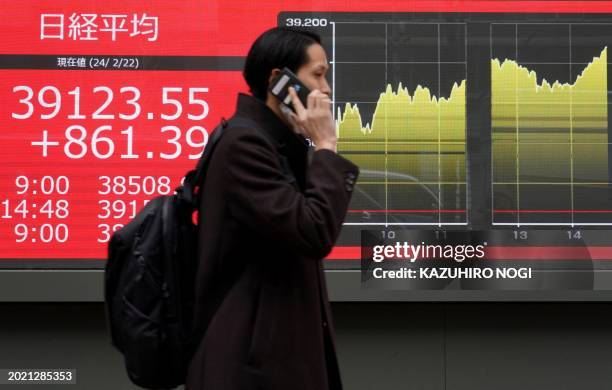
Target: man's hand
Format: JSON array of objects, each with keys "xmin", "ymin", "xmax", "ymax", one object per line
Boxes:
[{"xmin": 287, "ymin": 86, "xmax": 337, "ymax": 152}]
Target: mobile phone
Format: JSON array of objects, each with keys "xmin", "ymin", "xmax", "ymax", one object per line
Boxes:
[{"xmin": 268, "ymin": 67, "xmax": 311, "ymax": 112}]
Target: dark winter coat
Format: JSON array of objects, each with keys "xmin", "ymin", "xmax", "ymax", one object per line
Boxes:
[{"xmin": 185, "ymin": 93, "xmax": 359, "ymax": 390}]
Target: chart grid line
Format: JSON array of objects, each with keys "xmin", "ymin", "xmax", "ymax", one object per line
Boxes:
[{"xmin": 334, "ymin": 21, "xmax": 468, "ymax": 226}]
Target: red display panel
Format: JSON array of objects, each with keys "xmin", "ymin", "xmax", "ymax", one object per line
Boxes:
[{"xmin": 0, "ymin": 70, "xmax": 246, "ymax": 259}]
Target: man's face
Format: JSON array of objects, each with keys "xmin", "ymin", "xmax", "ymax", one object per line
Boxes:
[{"xmin": 295, "ymin": 43, "xmax": 331, "ymax": 97}]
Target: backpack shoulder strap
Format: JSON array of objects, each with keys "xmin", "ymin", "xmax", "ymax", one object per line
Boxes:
[{"xmin": 179, "ymin": 118, "xmax": 229, "ymax": 207}]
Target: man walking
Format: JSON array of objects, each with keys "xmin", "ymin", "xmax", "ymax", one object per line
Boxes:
[{"xmin": 186, "ymin": 27, "xmax": 359, "ymax": 390}]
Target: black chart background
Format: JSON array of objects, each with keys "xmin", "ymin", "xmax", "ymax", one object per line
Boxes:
[{"xmin": 277, "ymin": 12, "xmax": 612, "ymax": 275}]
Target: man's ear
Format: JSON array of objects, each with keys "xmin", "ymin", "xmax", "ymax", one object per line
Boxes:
[{"xmin": 268, "ymin": 68, "xmax": 282, "ymax": 86}]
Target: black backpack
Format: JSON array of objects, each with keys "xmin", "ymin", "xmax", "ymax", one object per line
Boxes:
[{"xmin": 104, "ymin": 116, "xmax": 283, "ymax": 389}]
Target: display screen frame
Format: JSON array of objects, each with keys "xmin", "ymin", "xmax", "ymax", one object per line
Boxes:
[{"xmin": 4, "ymin": 0, "xmax": 612, "ymax": 301}]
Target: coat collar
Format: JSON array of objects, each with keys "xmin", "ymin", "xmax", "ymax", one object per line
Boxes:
[
  {"xmin": 234, "ymin": 93, "xmax": 310, "ymax": 153},
  {"xmin": 234, "ymin": 93, "xmax": 310, "ymax": 191}
]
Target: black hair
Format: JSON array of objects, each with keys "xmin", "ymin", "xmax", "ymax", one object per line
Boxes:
[{"xmin": 243, "ymin": 27, "xmax": 322, "ymax": 101}]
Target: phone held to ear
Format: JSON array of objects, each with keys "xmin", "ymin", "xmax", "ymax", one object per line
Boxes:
[{"xmin": 268, "ymin": 67, "xmax": 311, "ymax": 112}]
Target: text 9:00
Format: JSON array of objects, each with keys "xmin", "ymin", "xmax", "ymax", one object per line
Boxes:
[
  {"xmin": 14, "ymin": 223, "xmax": 68, "ymax": 243},
  {"xmin": 16, "ymin": 176, "xmax": 69, "ymax": 195}
]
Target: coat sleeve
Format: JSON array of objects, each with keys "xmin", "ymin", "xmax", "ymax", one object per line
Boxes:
[{"xmin": 221, "ymin": 127, "xmax": 359, "ymax": 259}]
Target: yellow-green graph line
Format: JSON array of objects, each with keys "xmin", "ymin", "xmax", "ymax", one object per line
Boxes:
[
  {"xmin": 492, "ymin": 46, "xmax": 608, "ymax": 219},
  {"xmin": 335, "ymin": 80, "xmax": 467, "ymax": 186}
]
